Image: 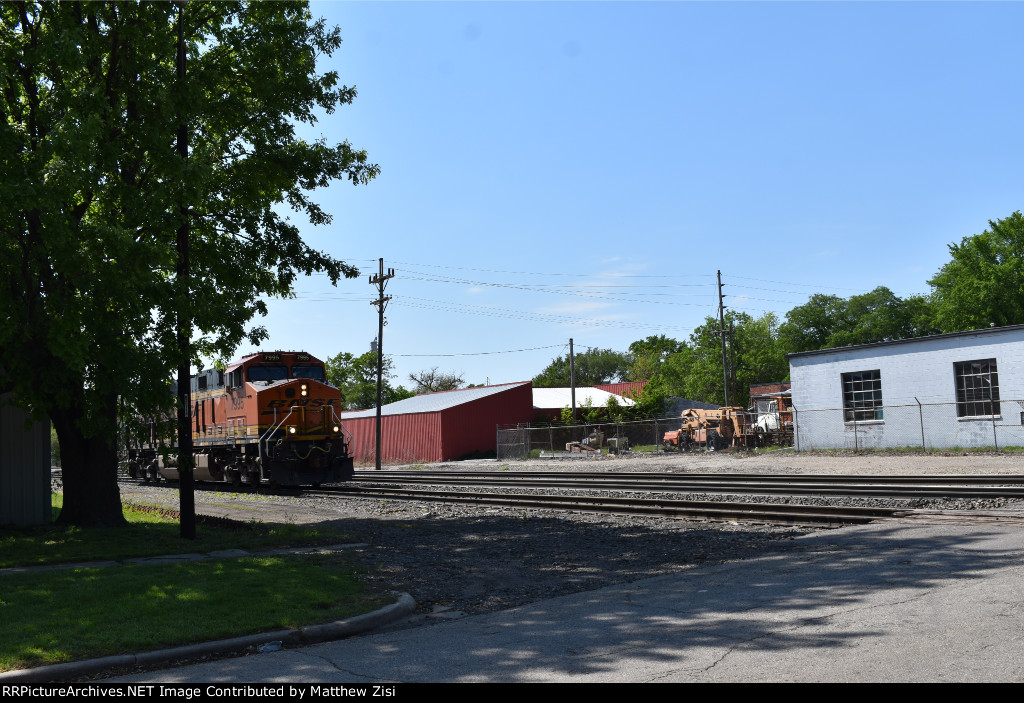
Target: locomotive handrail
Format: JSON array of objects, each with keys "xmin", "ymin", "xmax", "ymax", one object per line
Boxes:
[
  {"xmin": 258, "ymin": 406, "xmax": 296, "ymax": 467},
  {"xmin": 330, "ymin": 405, "xmax": 354, "ymax": 446}
]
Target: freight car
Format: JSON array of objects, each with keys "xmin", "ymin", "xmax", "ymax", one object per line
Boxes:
[{"xmin": 126, "ymin": 351, "xmax": 354, "ymax": 487}]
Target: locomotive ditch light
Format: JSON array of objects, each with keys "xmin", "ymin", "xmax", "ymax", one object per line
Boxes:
[
  {"xmin": 288, "ymin": 426, "xmax": 297, "ymax": 434},
  {"xmin": 333, "ymin": 425, "xmax": 340, "ymax": 433}
]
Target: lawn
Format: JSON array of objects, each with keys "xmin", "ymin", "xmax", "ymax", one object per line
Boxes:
[
  {"xmin": 0, "ymin": 495, "xmax": 339, "ymax": 568},
  {"xmin": 0, "ymin": 494, "xmax": 389, "ymax": 672}
]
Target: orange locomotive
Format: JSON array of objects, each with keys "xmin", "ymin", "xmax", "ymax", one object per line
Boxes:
[{"xmin": 127, "ymin": 351, "xmax": 354, "ymax": 487}]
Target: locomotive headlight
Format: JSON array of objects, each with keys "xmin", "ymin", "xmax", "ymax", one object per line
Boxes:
[
  {"xmin": 288, "ymin": 426, "xmax": 297, "ymax": 434},
  {"xmin": 332, "ymin": 425, "xmax": 340, "ymax": 433},
  {"xmin": 300, "ymin": 384, "xmax": 308, "ymax": 397}
]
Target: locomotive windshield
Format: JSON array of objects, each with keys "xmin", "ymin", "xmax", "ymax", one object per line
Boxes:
[
  {"xmin": 247, "ymin": 365, "xmax": 288, "ymax": 382},
  {"xmin": 292, "ymin": 365, "xmax": 326, "ymax": 381}
]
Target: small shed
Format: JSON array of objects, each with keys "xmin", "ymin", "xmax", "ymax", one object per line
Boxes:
[
  {"xmin": 0, "ymin": 393, "xmax": 51, "ymax": 526},
  {"xmin": 340, "ymin": 382, "xmax": 534, "ymax": 464}
]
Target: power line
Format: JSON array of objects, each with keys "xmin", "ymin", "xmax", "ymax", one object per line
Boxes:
[
  {"xmin": 384, "ymin": 260, "xmax": 718, "ymax": 279},
  {"xmin": 390, "ymin": 344, "xmax": 565, "ymax": 358}
]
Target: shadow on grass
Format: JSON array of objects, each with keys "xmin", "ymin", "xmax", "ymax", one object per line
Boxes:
[{"xmin": 0, "ymin": 505, "xmax": 348, "ymax": 569}]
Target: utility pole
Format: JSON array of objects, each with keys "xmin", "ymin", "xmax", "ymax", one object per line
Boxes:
[
  {"xmin": 729, "ymin": 323, "xmax": 736, "ymax": 407},
  {"xmin": 175, "ymin": 2, "xmax": 195, "ymax": 540},
  {"xmin": 569, "ymin": 338, "xmax": 577, "ymax": 424},
  {"xmin": 370, "ymin": 258, "xmax": 394, "ymax": 471},
  {"xmin": 717, "ymin": 270, "xmax": 730, "ymax": 408}
]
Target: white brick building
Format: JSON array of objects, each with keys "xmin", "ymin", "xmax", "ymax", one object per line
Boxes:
[{"xmin": 787, "ymin": 325, "xmax": 1024, "ymax": 450}]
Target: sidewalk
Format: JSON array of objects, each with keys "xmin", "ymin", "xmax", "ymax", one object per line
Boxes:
[{"xmin": 101, "ymin": 518, "xmax": 1024, "ymax": 683}]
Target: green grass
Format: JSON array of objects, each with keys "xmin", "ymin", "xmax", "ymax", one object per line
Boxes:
[
  {"xmin": 0, "ymin": 495, "xmax": 344, "ymax": 569},
  {"xmin": 0, "ymin": 554, "xmax": 387, "ymax": 672},
  {"xmin": 0, "ymin": 494, "xmax": 390, "ymax": 672}
]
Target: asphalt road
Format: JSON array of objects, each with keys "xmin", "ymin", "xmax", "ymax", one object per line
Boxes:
[{"xmin": 109, "ymin": 514, "xmax": 1024, "ymax": 683}]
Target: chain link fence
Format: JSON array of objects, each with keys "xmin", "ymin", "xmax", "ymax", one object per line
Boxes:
[
  {"xmin": 496, "ymin": 415, "xmax": 792, "ymax": 460},
  {"xmin": 496, "ymin": 418, "xmax": 670, "ymax": 460},
  {"xmin": 497, "ymin": 399, "xmax": 1024, "ymax": 460},
  {"xmin": 792, "ymin": 399, "xmax": 1024, "ymax": 451}
]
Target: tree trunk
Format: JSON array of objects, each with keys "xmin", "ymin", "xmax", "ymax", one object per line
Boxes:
[{"xmin": 52, "ymin": 406, "xmax": 126, "ymax": 528}]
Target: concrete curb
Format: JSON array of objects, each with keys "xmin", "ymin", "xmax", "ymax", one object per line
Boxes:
[{"xmin": 0, "ymin": 593, "xmax": 416, "ymax": 683}]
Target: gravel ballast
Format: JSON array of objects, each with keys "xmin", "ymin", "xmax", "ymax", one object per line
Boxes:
[{"xmin": 118, "ymin": 450, "xmax": 1024, "ymax": 622}]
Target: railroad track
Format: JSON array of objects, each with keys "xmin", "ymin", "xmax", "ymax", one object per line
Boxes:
[
  {"xmin": 117, "ymin": 471, "xmax": 1024, "ymax": 527},
  {"xmin": 351, "ymin": 470, "xmax": 1024, "ymax": 499},
  {"xmin": 312, "ymin": 484, "xmax": 905, "ymax": 526}
]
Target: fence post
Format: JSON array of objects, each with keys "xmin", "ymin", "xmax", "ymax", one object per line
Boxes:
[
  {"xmin": 654, "ymin": 418, "xmax": 658, "ymax": 450},
  {"xmin": 915, "ymin": 397, "xmax": 925, "ymax": 450},
  {"xmin": 853, "ymin": 415, "xmax": 858, "ymax": 451},
  {"xmin": 992, "ymin": 413, "xmax": 999, "ymax": 451},
  {"xmin": 793, "ymin": 404, "xmax": 799, "ymax": 452}
]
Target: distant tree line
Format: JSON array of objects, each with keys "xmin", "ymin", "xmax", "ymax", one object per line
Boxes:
[{"xmin": 528, "ymin": 210, "xmax": 1024, "ymax": 415}]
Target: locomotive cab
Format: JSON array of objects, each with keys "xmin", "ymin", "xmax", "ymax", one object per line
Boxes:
[{"xmin": 128, "ymin": 351, "xmax": 353, "ymax": 487}]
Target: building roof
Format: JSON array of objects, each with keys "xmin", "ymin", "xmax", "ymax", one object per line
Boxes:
[
  {"xmin": 785, "ymin": 324, "xmax": 1024, "ymax": 360},
  {"xmin": 340, "ymin": 382, "xmax": 531, "ymax": 419},
  {"xmin": 532, "ymin": 386, "xmax": 636, "ymax": 409}
]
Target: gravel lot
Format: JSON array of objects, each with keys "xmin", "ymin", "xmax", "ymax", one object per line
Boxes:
[{"xmin": 119, "ymin": 450, "xmax": 1024, "ymax": 624}]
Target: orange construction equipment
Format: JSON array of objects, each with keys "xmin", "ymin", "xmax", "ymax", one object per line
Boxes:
[{"xmin": 662, "ymin": 407, "xmax": 749, "ymax": 451}]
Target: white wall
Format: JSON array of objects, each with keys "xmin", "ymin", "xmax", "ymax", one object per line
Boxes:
[{"xmin": 789, "ymin": 328, "xmax": 1024, "ymax": 450}]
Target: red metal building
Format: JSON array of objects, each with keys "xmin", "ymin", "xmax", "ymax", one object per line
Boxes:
[
  {"xmin": 339, "ymin": 382, "xmax": 533, "ymax": 465},
  {"xmin": 594, "ymin": 381, "xmax": 648, "ymax": 398}
]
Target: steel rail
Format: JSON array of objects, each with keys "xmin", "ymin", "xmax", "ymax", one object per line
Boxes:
[
  {"xmin": 350, "ymin": 472, "xmax": 1024, "ymax": 498},
  {"xmin": 313, "ymin": 485, "xmax": 905, "ymax": 526},
  {"xmin": 354, "ymin": 470, "xmax": 1024, "ymax": 485}
]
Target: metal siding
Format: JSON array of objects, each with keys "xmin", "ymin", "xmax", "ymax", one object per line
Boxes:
[
  {"xmin": 339, "ymin": 384, "xmax": 534, "ymax": 464},
  {"xmin": 594, "ymin": 381, "xmax": 648, "ymax": 397},
  {"xmin": 341, "ymin": 382, "xmax": 531, "ymax": 419},
  {"xmin": 342, "ymin": 412, "xmax": 444, "ymax": 465},
  {"xmin": 0, "ymin": 394, "xmax": 51, "ymax": 526},
  {"xmin": 533, "ymin": 386, "xmax": 636, "ymax": 410},
  {"xmin": 441, "ymin": 383, "xmax": 534, "ymax": 460}
]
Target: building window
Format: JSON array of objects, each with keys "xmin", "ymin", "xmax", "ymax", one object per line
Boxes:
[
  {"xmin": 842, "ymin": 370, "xmax": 883, "ymax": 422},
  {"xmin": 954, "ymin": 359, "xmax": 1000, "ymax": 418}
]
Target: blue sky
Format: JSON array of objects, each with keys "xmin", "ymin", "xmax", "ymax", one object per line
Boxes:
[{"xmin": 231, "ymin": 1, "xmax": 1024, "ymax": 389}]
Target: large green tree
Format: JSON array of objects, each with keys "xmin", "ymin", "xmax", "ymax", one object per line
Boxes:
[
  {"xmin": 929, "ymin": 211, "xmax": 1024, "ymax": 332},
  {"xmin": 661, "ymin": 311, "xmax": 788, "ymax": 407},
  {"xmin": 1, "ymin": 2, "xmax": 377, "ymax": 525},
  {"xmin": 779, "ymin": 287, "xmax": 936, "ymax": 354},
  {"xmin": 532, "ymin": 347, "xmax": 632, "ymax": 387},
  {"xmin": 626, "ymin": 334, "xmax": 685, "ymax": 382},
  {"xmin": 325, "ymin": 352, "xmax": 413, "ymax": 410}
]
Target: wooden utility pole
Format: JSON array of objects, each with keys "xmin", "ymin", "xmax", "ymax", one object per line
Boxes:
[
  {"xmin": 717, "ymin": 270, "xmax": 730, "ymax": 408},
  {"xmin": 569, "ymin": 338, "xmax": 577, "ymax": 424},
  {"xmin": 175, "ymin": 1, "xmax": 195, "ymax": 539},
  {"xmin": 370, "ymin": 258, "xmax": 394, "ymax": 471}
]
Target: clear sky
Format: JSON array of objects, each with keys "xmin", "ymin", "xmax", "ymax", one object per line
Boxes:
[{"xmin": 229, "ymin": 1, "xmax": 1024, "ymax": 390}]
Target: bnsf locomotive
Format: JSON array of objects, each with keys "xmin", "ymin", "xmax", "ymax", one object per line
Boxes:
[{"xmin": 127, "ymin": 351, "xmax": 354, "ymax": 487}]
